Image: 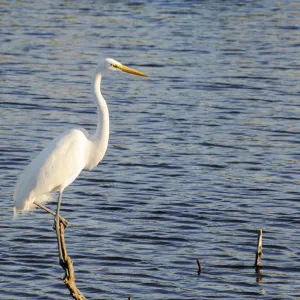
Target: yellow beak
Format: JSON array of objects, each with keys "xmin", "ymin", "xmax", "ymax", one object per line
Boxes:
[{"xmin": 119, "ymin": 64, "xmax": 148, "ymax": 77}]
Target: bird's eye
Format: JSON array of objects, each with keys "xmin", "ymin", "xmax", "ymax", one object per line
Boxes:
[{"xmin": 112, "ymin": 64, "xmax": 118, "ymax": 68}]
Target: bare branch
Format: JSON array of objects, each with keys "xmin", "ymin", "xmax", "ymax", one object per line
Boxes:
[{"xmin": 59, "ymin": 221, "xmax": 86, "ymax": 300}]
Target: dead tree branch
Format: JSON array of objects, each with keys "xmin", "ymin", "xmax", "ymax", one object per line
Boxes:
[{"xmin": 59, "ymin": 221, "xmax": 86, "ymax": 300}]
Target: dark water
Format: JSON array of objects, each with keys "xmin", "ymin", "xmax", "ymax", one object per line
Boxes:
[{"xmin": 1, "ymin": 1, "xmax": 300, "ymax": 299}]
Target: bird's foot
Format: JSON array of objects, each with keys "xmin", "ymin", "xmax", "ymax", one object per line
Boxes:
[
  {"xmin": 52, "ymin": 217, "xmax": 68, "ymax": 230},
  {"xmin": 61, "ymin": 218, "xmax": 69, "ymax": 228}
]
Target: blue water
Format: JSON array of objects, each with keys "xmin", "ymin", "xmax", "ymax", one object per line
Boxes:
[{"xmin": 1, "ymin": 1, "xmax": 300, "ymax": 299}]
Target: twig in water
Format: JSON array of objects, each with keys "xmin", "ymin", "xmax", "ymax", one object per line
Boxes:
[
  {"xmin": 255, "ymin": 229, "xmax": 263, "ymax": 267},
  {"xmin": 196, "ymin": 258, "xmax": 202, "ymax": 274}
]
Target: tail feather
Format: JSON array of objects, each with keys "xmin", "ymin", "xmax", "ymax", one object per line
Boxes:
[{"xmin": 13, "ymin": 193, "xmax": 55, "ymax": 216}]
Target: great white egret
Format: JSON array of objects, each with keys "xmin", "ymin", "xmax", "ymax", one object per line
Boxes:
[{"xmin": 14, "ymin": 58, "xmax": 147, "ymax": 263}]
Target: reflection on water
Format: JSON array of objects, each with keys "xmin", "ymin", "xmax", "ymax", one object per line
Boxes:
[{"xmin": 1, "ymin": 1, "xmax": 300, "ymax": 299}]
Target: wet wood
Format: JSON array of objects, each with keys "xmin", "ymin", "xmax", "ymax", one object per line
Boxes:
[{"xmin": 255, "ymin": 229, "xmax": 263, "ymax": 267}]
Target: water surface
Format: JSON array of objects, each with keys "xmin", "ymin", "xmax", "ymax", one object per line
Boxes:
[{"xmin": 1, "ymin": 1, "xmax": 300, "ymax": 299}]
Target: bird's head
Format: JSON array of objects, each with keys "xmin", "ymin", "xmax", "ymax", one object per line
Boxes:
[{"xmin": 105, "ymin": 58, "xmax": 148, "ymax": 77}]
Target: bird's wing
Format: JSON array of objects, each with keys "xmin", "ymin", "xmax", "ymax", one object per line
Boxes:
[{"xmin": 14, "ymin": 128, "xmax": 89, "ymax": 210}]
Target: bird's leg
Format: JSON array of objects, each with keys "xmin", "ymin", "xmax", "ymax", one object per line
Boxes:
[
  {"xmin": 34, "ymin": 201, "xmax": 68, "ymax": 227},
  {"xmin": 55, "ymin": 191, "xmax": 65, "ymax": 267}
]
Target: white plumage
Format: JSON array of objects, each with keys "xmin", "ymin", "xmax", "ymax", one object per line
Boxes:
[
  {"xmin": 14, "ymin": 128, "xmax": 89, "ymax": 212},
  {"xmin": 14, "ymin": 58, "xmax": 147, "ymax": 214}
]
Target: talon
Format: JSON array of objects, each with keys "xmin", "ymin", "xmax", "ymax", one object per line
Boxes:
[
  {"xmin": 53, "ymin": 218, "xmax": 68, "ymax": 230},
  {"xmin": 61, "ymin": 218, "xmax": 69, "ymax": 228}
]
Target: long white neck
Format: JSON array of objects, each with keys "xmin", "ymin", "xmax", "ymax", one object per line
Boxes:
[{"xmin": 85, "ymin": 70, "xmax": 109, "ymax": 170}]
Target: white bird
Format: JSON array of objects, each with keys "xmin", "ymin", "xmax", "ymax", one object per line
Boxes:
[{"xmin": 13, "ymin": 58, "xmax": 147, "ymax": 263}]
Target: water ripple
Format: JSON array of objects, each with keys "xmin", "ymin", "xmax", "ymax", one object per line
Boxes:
[{"xmin": 1, "ymin": 0, "xmax": 300, "ymax": 299}]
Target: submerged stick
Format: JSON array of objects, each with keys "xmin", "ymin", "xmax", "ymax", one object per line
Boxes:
[
  {"xmin": 255, "ymin": 229, "xmax": 263, "ymax": 267},
  {"xmin": 196, "ymin": 258, "xmax": 202, "ymax": 273},
  {"xmin": 59, "ymin": 221, "xmax": 86, "ymax": 300}
]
